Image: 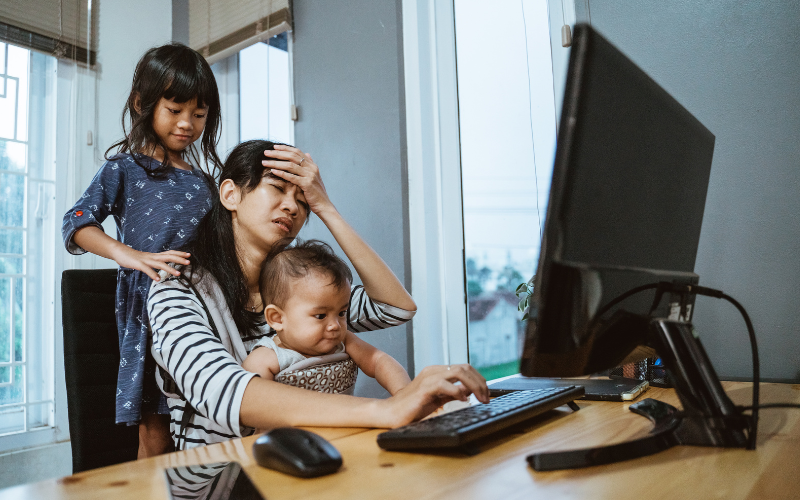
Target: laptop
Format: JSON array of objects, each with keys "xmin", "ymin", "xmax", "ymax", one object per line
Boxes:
[{"xmin": 488, "ymin": 376, "xmax": 649, "ymax": 402}]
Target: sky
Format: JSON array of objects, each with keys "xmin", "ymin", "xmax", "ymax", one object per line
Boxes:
[{"xmin": 454, "ymin": 0, "xmax": 558, "ymax": 287}]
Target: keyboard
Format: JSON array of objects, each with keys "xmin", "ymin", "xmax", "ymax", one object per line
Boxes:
[{"xmin": 377, "ymin": 386, "xmax": 585, "ymax": 451}]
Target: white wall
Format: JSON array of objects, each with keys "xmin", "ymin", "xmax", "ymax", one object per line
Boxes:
[{"xmin": 0, "ymin": 0, "xmax": 173, "ymax": 490}]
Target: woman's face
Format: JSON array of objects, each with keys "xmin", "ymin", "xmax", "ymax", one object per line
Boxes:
[{"xmin": 224, "ymin": 174, "xmax": 309, "ymax": 253}]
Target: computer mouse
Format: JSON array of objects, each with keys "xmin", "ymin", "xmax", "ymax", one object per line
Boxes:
[{"xmin": 252, "ymin": 427, "xmax": 343, "ymax": 478}]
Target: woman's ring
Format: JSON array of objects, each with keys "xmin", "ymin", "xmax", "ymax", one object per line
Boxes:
[
  {"xmin": 299, "ymin": 157, "xmax": 305, "ymax": 165},
  {"xmin": 447, "ymin": 365, "xmax": 451, "ymax": 371}
]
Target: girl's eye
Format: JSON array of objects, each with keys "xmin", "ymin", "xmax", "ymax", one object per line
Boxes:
[
  {"xmin": 314, "ymin": 314, "xmax": 326, "ymax": 320},
  {"xmin": 195, "ymin": 114, "xmax": 206, "ymax": 119},
  {"xmin": 338, "ymin": 310, "xmax": 347, "ymax": 317},
  {"xmin": 168, "ymin": 108, "xmax": 180, "ymax": 114},
  {"xmin": 272, "ymin": 184, "xmax": 285, "ymax": 193}
]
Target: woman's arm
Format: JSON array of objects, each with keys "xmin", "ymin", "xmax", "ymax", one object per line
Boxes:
[
  {"xmin": 150, "ymin": 273, "xmax": 487, "ymax": 434},
  {"xmin": 343, "ymin": 331, "xmax": 410, "ymax": 395},
  {"xmin": 263, "ymin": 145, "xmax": 416, "ymax": 312},
  {"xmin": 240, "ymin": 363, "xmax": 488, "ymax": 430},
  {"xmin": 149, "ymin": 277, "xmax": 259, "ymax": 436}
]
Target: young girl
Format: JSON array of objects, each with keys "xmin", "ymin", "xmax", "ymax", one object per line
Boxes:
[{"xmin": 61, "ymin": 43, "xmax": 222, "ymax": 458}]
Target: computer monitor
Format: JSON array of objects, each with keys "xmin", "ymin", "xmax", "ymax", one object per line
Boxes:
[{"xmin": 520, "ymin": 24, "xmax": 751, "ymax": 470}]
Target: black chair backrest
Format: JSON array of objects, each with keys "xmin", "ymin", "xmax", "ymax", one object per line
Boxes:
[{"xmin": 62, "ymin": 269, "xmax": 138, "ymax": 473}]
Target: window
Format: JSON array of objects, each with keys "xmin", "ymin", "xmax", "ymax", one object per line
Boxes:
[
  {"xmin": 402, "ymin": 0, "xmax": 567, "ymax": 377},
  {"xmin": 454, "ymin": 0, "xmax": 558, "ymax": 380},
  {"xmin": 239, "ymin": 33, "xmax": 294, "ymax": 145},
  {"xmin": 212, "ymin": 33, "xmax": 294, "ymax": 157},
  {"xmin": 0, "ymin": 43, "xmax": 58, "ymax": 437}
]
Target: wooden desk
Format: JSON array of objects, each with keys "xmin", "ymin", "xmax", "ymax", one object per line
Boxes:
[{"xmin": 2, "ymin": 382, "xmax": 799, "ymax": 500}]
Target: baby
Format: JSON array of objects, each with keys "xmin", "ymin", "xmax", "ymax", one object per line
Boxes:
[{"xmin": 242, "ymin": 240, "xmax": 412, "ymax": 396}]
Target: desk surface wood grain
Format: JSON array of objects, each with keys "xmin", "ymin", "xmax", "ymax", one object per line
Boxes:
[{"xmin": 2, "ymin": 382, "xmax": 798, "ymax": 500}]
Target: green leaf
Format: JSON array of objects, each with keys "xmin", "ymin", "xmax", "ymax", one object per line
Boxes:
[{"xmin": 522, "ymin": 312, "xmax": 529, "ymax": 321}]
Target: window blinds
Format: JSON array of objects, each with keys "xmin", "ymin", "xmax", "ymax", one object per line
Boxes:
[
  {"xmin": 0, "ymin": 0, "xmax": 95, "ymax": 64},
  {"xmin": 189, "ymin": 0, "xmax": 291, "ymax": 64}
]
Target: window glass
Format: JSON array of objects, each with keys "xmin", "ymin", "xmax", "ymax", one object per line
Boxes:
[
  {"xmin": 454, "ymin": 0, "xmax": 557, "ymax": 380},
  {"xmin": 239, "ymin": 33, "xmax": 293, "ymax": 145},
  {"xmin": 0, "ymin": 43, "xmax": 57, "ymax": 437}
]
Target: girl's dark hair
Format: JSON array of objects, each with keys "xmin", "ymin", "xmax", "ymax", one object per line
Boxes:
[
  {"xmin": 259, "ymin": 239, "xmax": 353, "ymax": 309},
  {"xmin": 186, "ymin": 140, "xmax": 298, "ymax": 336},
  {"xmin": 105, "ymin": 43, "xmax": 223, "ymax": 179}
]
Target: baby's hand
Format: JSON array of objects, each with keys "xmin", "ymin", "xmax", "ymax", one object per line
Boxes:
[{"xmin": 112, "ymin": 246, "xmax": 191, "ymax": 281}]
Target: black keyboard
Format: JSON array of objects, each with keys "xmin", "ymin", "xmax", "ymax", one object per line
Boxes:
[{"xmin": 377, "ymin": 386, "xmax": 585, "ymax": 451}]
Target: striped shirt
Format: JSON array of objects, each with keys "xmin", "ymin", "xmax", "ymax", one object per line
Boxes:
[
  {"xmin": 164, "ymin": 462, "xmax": 238, "ymax": 499},
  {"xmin": 147, "ymin": 267, "xmax": 415, "ymax": 449}
]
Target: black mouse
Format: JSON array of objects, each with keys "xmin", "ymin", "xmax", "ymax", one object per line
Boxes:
[{"xmin": 252, "ymin": 427, "xmax": 343, "ymax": 478}]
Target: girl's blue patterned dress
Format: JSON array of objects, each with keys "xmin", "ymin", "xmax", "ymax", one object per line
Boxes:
[{"xmin": 62, "ymin": 154, "xmax": 214, "ymax": 425}]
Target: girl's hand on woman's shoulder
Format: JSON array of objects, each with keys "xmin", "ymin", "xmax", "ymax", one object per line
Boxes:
[
  {"xmin": 262, "ymin": 145, "xmax": 334, "ymax": 215},
  {"xmin": 375, "ymin": 364, "xmax": 490, "ymax": 429},
  {"xmin": 112, "ymin": 245, "xmax": 191, "ymax": 281}
]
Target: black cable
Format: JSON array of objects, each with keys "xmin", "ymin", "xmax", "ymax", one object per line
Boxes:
[
  {"xmin": 593, "ymin": 283, "xmax": 661, "ymax": 320},
  {"xmin": 595, "ymin": 282, "xmax": 760, "ymax": 450},
  {"xmin": 715, "ymin": 292, "xmax": 759, "ymax": 450},
  {"xmin": 739, "ymin": 403, "xmax": 800, "ymax": 411}
]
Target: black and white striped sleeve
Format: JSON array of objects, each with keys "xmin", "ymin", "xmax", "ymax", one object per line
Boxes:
[
  {"xmin": 346, "ymin": 284, "xmax": 416, "ymax": 333},
  {"xmin": 147, "ymin": 279, "xmax": 256, "ymax": 437}
]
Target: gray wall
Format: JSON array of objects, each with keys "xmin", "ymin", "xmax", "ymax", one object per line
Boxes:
[
  {"xmin": 292, "ymin": 0, "xmax": 412, "ymax": 397},
  {"xmin": 587, "ymin": 1, "xmax": 800, "ymax": 381}
]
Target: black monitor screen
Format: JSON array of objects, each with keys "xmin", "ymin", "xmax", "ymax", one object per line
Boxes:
[{"xmin": 520, "ymin": 24, "xmax": 715, "ymax": 377}]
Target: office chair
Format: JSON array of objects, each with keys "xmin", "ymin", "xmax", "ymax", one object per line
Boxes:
[{"xmin": 62, "ymin": 269, "xmax": 138, "ymax": 473}]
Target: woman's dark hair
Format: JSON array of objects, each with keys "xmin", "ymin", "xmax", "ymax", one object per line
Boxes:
[
  {"xmin": 186, "ymin": 140, "xmax": 300, "ymax": 336},
  {"xmin": 259, "ymin": 239, "xmax": 353, "ymax": 309},
  {"xmin": 105, "ymin": 43, "xmax": 223, "ymax": 179}
]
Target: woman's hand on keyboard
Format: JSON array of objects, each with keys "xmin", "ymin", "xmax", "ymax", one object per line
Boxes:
[{"xmin": 378, "ymin": 364, "xmax": 489, "ymax": 428}]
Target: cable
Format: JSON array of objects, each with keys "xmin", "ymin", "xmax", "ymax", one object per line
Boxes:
[
  {"xmin": 716, "ymin": 292, "xmax": 759, "ymax": 450},
  {"xmin": 593, "ymin": 283, "xmax": 660, "ymax": 319},
  {"xmin": 739, "ymin": 403, "xmax": 800, "ymax": 411},
  {"xmin": 595, "ymin": 281, "xmax": 760, "ymax": 449}
]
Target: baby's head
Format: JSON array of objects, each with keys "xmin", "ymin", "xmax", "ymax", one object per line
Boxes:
[{"xmin": 259, "ymin": 239, "xmax": 353, "ymax": 356}]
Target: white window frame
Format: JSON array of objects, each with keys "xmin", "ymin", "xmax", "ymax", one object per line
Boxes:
[
  {"xmin": 402, "ymin": 0, "xmax": 576, "ymax": 375},
  {"xmin": 0, "ymin": 55, "xmax": 91, "ymax": 455}
]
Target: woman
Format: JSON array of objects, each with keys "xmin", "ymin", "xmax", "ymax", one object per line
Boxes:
[{"xmin": 147, "ymin": 140, "xmax": 489, "ymax": 449}]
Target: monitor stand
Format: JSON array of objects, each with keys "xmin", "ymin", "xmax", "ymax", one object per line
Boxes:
[{"xmin": 527, "ymin": 319, "xmax": 751, "ymax": 471}]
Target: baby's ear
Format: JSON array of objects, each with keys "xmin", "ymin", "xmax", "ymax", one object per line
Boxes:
[{"xmin": 264, "ymin": 304, "xmax": 284, "ymax": 331}]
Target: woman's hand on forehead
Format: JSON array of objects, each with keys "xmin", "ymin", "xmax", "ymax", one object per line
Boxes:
[{"xmin": 262, "ymin": 145, "xmax": 334, "ymax": 216}]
